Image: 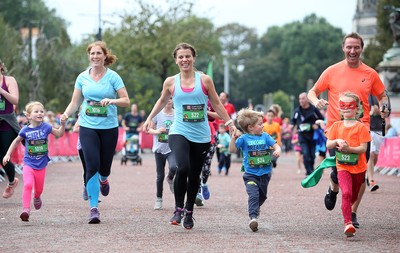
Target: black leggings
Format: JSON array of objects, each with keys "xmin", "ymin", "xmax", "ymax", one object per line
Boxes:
[
  {"xmin": 78, "ymin": 149, "xmax": 87, "ymax": 186},
  {"xmin": 168, "ymin": 135, "xmax": 210, "ymax": 211},
  {"xmin": 329, "ymin": 142, "xmax": 371, "ymax": 184},
  {"xmin": 154, "ymin": 151, "xmax": 177, "ymax": 198},
  {"xmin": 0, "ymin": 129, "xmax": 17, "ymax": 183},
  {"xmin": 79, "ymin": 127, "xmax": 118, "ymax": 183}
]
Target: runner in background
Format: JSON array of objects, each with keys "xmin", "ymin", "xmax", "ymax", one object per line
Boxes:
[
  {"xmin": 147, "ymin": 97, "xmax": 176, "ymax": 210},
  {"xmin": 263, "ymin": 109, "xmax": 281, "ymax": 168}
]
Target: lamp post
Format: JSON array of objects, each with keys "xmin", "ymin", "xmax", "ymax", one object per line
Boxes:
[{"xmin": 96, "ymin": 0, "xmax": 102, "ymax": 40}]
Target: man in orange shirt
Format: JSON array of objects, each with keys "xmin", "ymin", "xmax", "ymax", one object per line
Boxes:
[
  {"xmin": 308, "ymin": 32, "xmax": 389, "ymax": 228},
  {"xmin": 263, "ymin": 109, "xmax": 281, "ymax": 168}
]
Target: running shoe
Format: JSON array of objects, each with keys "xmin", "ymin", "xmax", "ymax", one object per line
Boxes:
[
  {"xmin": 88, "ymin": 207, "xmax": 101, "ymax": 224},
  {"xmin": 201, "ymin": 183, "xmax": 210, "ymax": 200},
  {"xmin": 249, "ymin": 218, "xmax": 258, "ymax": 232},
  {"xmin": 324, "ymin": 186, "xmax": 338, "ymax": 210},
  {"xmin": 344, "ymin": 223, "xmax": 356, "ymax": 237},
  {"xmin": 170, "ymin": 207, "xmax": 183, "ymax": 225},
  {"xmin": 195, "ymin": 193, "xmax": 204, "ymax": 206},
  {"xmin": 100, "ymin": 179, "xmax": 110, "ymax": 196},
  {"xmin": 154, "ymin": 198, "xmax": 163, "ymax": 210},
  {"xmin": 20, "ymin": 208, "xmax": 30, "ymax": 222},
  {"xmin": 34, "ymin": 197, "xmax": 42, "ymax": 210},
  {"xmin": 369, "ymin": 180, "xmax": 379, "ymax": 192},
  {"xmin": 352, "ymin": 212, "xmax": 360, "ymax": 228},
  {"xmin": 182, "ymin": 209, "xmax": 195, "ymax": 229},
  {"xmin": 2, "ymin": 178, "xmax": 19, "ymax": 199}
]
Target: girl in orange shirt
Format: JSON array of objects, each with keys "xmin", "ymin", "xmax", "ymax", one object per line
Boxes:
[{"xmin": 325, "ymin": 91, "xmax": 371, "ymax": 237}]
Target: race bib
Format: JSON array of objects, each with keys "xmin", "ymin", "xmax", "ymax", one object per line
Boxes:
[
  {"xmin": 27, "ymin": 139, "xmax": 48, "ymax": 156},
  {"xmin": 336, "ymin": 151, "xmax": 359, "ymax": 165},
  {"xmin": 129, "ymin": 122, "xmax": 138, "ymax": 127},
  {"xmin": 248, "ymin": 149, "xmax": 271, "ymax": 168},
  {"xmin": 299, "ymin": 123, "xmax": 311, "ymax": 132},
  {"xmin": 0, "ymin": 99, "xmax": 5, "ymax": 111},
  {"xmin": 182, "ymin": 104, "xmax": 205, "ymax": 122},
  {"xmin": 85, "ymin": 101, "xmax": 108, "ymax": 117},
  {"xmin": 158, "ymin": 129, "xmax": 169, "ymax": 143}
]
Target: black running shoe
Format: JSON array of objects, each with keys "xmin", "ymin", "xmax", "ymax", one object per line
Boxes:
[
  {"xmin": 100, "ymin": 180, "xmax": 110, "ymax": 196},
  {"xmin": 324, "ymin": 186, "xmax": 338, "ymax": 210},
  {"xmin": 352, "ymin": 212, "xmax": 360, "ymax": 228},
  {"xmin": 170, "ymin": 207, "xmax": 183, "ymax": 225},
  {"xmin": 182, "ymin": 209, "xmax": 195, "ymax": 229}
]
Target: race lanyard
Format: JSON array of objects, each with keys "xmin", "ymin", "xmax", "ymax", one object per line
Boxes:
[
  {"xmin": 336, "ymin": 151, "xmax": 359, "ymax": 165},
  {"xmin": 85, "ymin": 101, "xmax": 108, "ymax": 117},
  {"xmin": 27, "ymin": 139, "xmax": 48, "ymax": 156},
  {"xmin": 182, "ymin": 104, "xmax": 205, "ymax": 122},
  {"xmin": 248, "ymin": 149, "xmax": 271, "ymax": 168}
]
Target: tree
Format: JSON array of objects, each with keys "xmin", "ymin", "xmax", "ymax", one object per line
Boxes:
[
  {"xmin": 103, "ymin": 0, "xmax": 221, "ymax": 114},
  {"xmin": 0, "ymin": 0, "xmax": 73, "ymax": 112},
  {"xmin": 239, "ymin": 14, "xmax": 344, "ymax": 105},
  {"xmin": 215, "ymin": 23, "xmax": 258, "ymax": 98},
  {"xmin": 363, "ymin": 0, "xmax": 400, "ymax": 68}
]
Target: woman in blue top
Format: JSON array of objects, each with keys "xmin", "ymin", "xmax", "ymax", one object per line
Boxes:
[
  {"xmin": 61, "ymin": 41, "xmax": 130, "ymax": 224},
  {"xmin": 229, "ymin": 108, "xmax": 281, "ymax": 232},
  {"xmin": 142, "ymin": 42, "xmax": 234, "ymax": 229}
]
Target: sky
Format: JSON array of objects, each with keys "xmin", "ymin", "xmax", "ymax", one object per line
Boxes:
[{"xmin": 45, "ymin": 0, "xmax": 358, "ymax": 43}]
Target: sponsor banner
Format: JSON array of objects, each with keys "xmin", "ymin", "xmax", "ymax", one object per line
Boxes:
[{"xmin": 376, "ymin": 137, "xmax": 400, "ymax": 168}]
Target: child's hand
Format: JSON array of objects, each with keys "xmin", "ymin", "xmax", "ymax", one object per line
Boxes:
[
  {"xmin": 2, "ymin": 155, "xmax": 10, "ymax": 166},
  {"xmin": 273, "ymin": 149, "xmax": 281, "ymax": 158},
  {"xmin": 233, "ymin": 128, "xmax": 242, "ymax": 139},
  {"xmin": 336, "ymin": 139, "xmax": 348, "ymax": 152},
  {"xmin": 158, "ymin": 127, "xmax": 167, "ymax": 134},
  {"xmin": 60, "ymin": 113, "xmax": 69, "ymax": 123}
]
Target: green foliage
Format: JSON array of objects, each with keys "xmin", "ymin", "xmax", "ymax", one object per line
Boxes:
[
  {"xmin": 363, "ymin": 0, "xmax": 400, "ymax": 68},
  {"xmin": 0, "ymin": 0, "xmax": 373, "ymax": 116},
  {"xmin": 238, "ymin": 14, "xmax": 343, "ymax": 106},
  {"xmin": 104, "ymin": 0, "xmax": 221, "ymax": 114}
]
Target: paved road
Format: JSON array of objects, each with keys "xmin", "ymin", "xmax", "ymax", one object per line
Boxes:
[{"xmin": 1, "ymin": 152, "xmax": 399, "ymax": 253}]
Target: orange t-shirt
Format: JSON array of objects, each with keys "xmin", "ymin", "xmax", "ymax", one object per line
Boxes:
[
  {"xmin": 325, "ymin": 121, "xmax": 371, "ymax": 174},
  {"xmin": 263, "ymin": 121, "xmax": 281, "ymax": 146},
  {"xmin": 314, "ymin": 60, "xmax": 385, "ymax": 129}
]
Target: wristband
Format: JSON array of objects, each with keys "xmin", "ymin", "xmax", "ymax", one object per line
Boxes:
[{"xmin": 224, "ymin": 119, "xmax": 233, "ymax": 127}]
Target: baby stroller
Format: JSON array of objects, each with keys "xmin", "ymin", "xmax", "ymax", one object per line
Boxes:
[{"xmin": 121, "ymin": 133, "xmax": 142, "ymax": 165}]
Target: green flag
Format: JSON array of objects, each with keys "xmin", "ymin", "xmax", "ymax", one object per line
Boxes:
[
  {"xmin": 206, "ymin": 60, "xmax": 213, "ymax": 80},
  {"xmin": 301, "ymin": 156, "xmax": 336, "ymax": 188}
]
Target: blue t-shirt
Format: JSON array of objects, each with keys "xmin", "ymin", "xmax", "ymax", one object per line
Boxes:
[
  {"xmin": 75, "ymin": 68, "xmax": 125, "ymax": 129},
  {"xmin": 235, "ymin": 132, "xmax": 276, "ymax": 176},
  {"xmin": 19, "ymin": 123, "xmax": 53, "ymax": 169},
  {"xmin": 169, "ymin": 72, "xmax": 210, "ymax": 143}
]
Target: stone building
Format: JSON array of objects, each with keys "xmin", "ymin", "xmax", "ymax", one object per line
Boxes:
[{"xmin": 352, "ymin": 0, "xmax": 377, "ymax": 46}]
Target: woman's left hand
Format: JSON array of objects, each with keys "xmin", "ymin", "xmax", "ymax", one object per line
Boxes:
[{"xmin": 101, "ymin": 98, "xmax": 114, "ymax": 106}]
